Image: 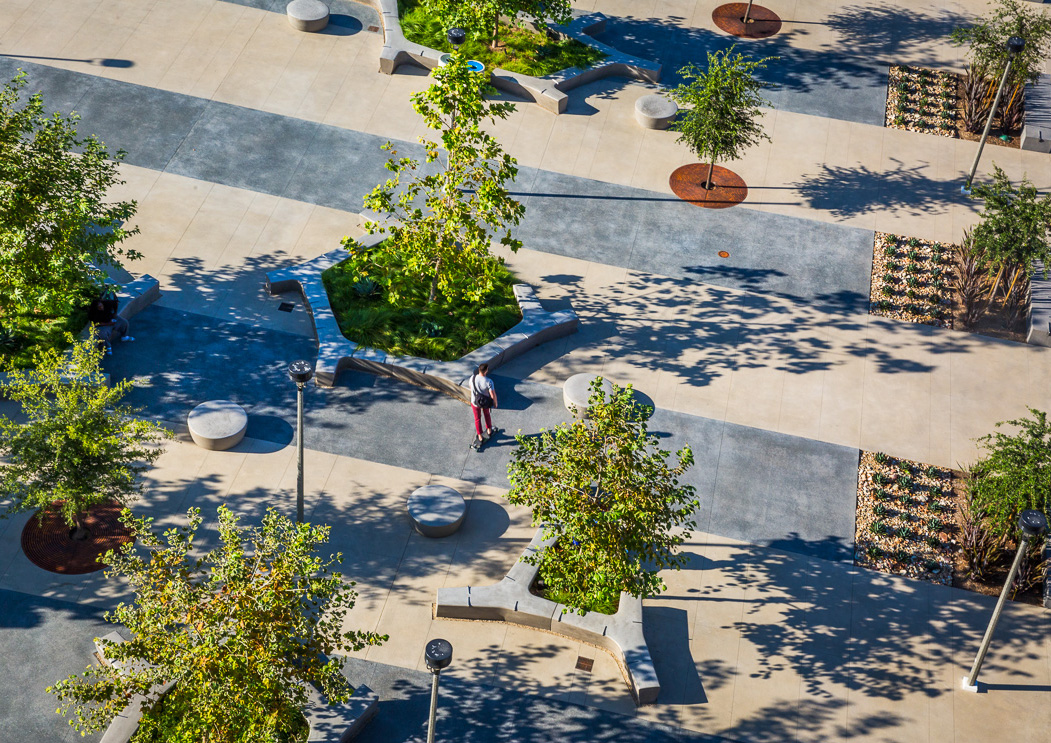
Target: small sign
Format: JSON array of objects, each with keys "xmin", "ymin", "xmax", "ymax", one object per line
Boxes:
[
  {"xmin": 367, "ymin": 25, "xmax": 380, "ymax": 33},
  {"xmin": 279, "ymin": 302, "xmax": 295, "ymax": 313},
  {"xmin": 575, "ymin": 656, "xmax": 594, "ymax": 672}
]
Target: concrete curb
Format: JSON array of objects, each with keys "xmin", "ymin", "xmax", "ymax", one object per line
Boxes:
[
  {"xmin": 264, "ymin": 244, "xmax": 578, "ymax": 398},
  {"xmin": 358, "ymin": 1, "xmax": 661, "ymax": 114},
  {"xmin": 434, "ymin": 529, "xmax": 661, "ymax": 705}
]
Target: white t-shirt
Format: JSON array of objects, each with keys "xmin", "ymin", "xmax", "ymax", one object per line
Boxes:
[{"xmin": 470, "ymin": 374, "xmax": 494, "ymax": 406}]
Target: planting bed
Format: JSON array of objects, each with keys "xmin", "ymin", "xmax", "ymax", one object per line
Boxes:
[
  {"xmin": 885, "ymin": 65, "xmax": 1021, "ymax": 148},
  {"xmin": 885, "ymin": 64, "xmax": 957, "ymax": 137},
  {"xmin": 855, "ymin": 451, "xmax": 962, "ymax": 586},
  {"xmin": 869, "ymin": 232, "xmax": 955, "ymax": 328}
]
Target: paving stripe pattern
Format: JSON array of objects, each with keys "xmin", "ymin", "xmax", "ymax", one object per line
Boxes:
[
  {"xmin": 0, "ymin": 56, "xmax": 874, "ymax": 308},
  {"xmin": 96, "ymin": 305, "xmax": 859, "ymax": 564}
]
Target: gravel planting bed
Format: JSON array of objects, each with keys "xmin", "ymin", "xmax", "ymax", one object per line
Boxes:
[
  {"xmin": 855, "ymin": 451, "xmax": 964, "ymax": 586},
  {"xmin": 869, "ymin": 232, "xmax": 955, "ymax": 328},
  {"xmin": 885, "ymin": 64, "xmax": 958, "ymax": 137}
]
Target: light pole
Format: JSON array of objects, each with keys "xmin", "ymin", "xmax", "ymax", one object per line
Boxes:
[
  {"xmin": 962, "ymin": 36, "xmax": 1025, "ymax": 194},
  {"xmin": 447, "ymin": 27, "xmax": 466, "ymax": 48},
  {"xmin": 287, "ymin": 359, "xmax": 314, "ymax": 523},
  {"xmin": 424, "ymin": 638, "xmax": 453, "ymax": 743},
  {"xmin": 962, "ymin": 509, "xmax": 1049, "ymax": 691}
]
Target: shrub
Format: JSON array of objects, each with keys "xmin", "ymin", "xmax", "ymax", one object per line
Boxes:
[{"xmin": 969, "ymin": 407, "xmax": 1051, "ymax": 536}]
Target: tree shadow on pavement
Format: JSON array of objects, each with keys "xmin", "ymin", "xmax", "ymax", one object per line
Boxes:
[
  {"xmin": 824, "ymin": 4, "xmax": 969, "ymax": 67},
  {"xmin": 791, "ymin": 158, "xmax": 973, "ymax": 219}
]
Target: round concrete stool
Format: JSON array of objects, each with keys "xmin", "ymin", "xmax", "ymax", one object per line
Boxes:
[
  {"xmin": 286, "ymin": 0, "xmax": 329, "ymax": 32},
  {"xmin": 635, "ymin": 94, "xmax": 678, "ymax": 130},
  {"xmin": 563, "ymin": 373, "xmax": 614, "ymax": 418},
  {"xmin": 408, "ymin": 485, "xmax": 466, "ymax": 538},
  {"xmin": 187, "ymin": 400, "xmax": 248, "ymax": 451}
]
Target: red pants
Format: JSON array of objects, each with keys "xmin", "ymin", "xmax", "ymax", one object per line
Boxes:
[{"xmin": 472, "ymin": 405, "xmax": 492, "ymax": 436}]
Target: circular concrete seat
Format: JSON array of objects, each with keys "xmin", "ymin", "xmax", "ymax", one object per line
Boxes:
[
  {"xmin": 286, "ymin": 0, "xmax": 329, "ymax": 32},
  {"xmin": 408, "ymin": 485, "xmax": 466, "ymax": 538},
  {"xmin": 635, "ymin": 94, "xmax": 678, "ymax": 130},
  {"xmin": 187, "ymin": 400, "xmax": 248, "ymax": 451},
  {"xmin": 563, "ymin": 373, "xmax": 614, "ymax": 418}
]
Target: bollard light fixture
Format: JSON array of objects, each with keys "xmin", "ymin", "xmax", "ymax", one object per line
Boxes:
[
  {"xmin": 288, "ymin": 360, "xmax": 314, "ymax": 523},
  {"xmin": 425, "ymin": 638, "xmax": 453, "ymax": 743},
  {"xmin": 962, "ymin": 508, "xmax": 1048, "ymax": 691}
]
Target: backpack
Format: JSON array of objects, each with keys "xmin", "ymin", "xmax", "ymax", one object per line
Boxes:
[{"xmin": 471, "ymin": 375, "xmax": 493, "ymax": 409}]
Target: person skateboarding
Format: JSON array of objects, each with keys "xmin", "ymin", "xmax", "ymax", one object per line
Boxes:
[{"xmin": 469, "ymin": 363, "xmax": 498, "ymax": 451}]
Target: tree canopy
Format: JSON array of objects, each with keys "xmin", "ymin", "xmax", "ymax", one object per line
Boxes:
[
  {"xmin": 951, "ymin": 0, "xmax": 1051, "ymax": 86},
  {"xmin": 0, "ymin": 71, "xmax": 140, "ymax": 316},
  {"xmin": 969, "ymin": 407, "xmax": 1051, "ymax": 538},
  {"xmin": 669, "ymin": 47, "xmax": 776, "ymax": 189},
  {"xmin": 49, "ymin": 506, "xmax": 386, "ymax": 742},
  {"xmin": 506, "ymin": 379, "xmax": 698, "ymax": 613},
  {"xmin": 970, "ymin": 164, "xmax": 1051, "ymax": 274},
  {"xmin": 424, "ymin": 0, "xmax": 571, "ymax": 47},
  {"xmin": 0, "ymin": 339, "xmax": 169, "ymax": 538},
  {"xmin": 358, "ymin": 52, "xmax": 523, "ymax": 305}
]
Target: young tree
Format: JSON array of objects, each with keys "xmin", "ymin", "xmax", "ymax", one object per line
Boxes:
[
  {"xmin": 359, "ymin": 52, "xmax": 524, "ymax": 305},
  {"xmin": 968, "ymin": 408, "xmax": 1051, "ymax": 538},
  {"xmin": 970, "ymin": 165, "xmax": 1051, "ymax": 304},
  {"xmin": 0, "ymin": 72, "xmax": 140, "ymax": 316},
  {"xmin": 49, "ymin": 506, "xmax": 386, "ymax": 742},
  {"xmin": 951, "ymin": 0, "xmax": 1051, "ymax": 88},
  {"xmin": 0, "ymin": 339, "xmax": 170, "ymax": 539},
  {"xmin": 425, "ymin": 0, "xmax": 571, "ymax": 49},
  {"xmin": 669, "ymin": 47, "xmax": 776, "ymax": 190},
  {"xmin": 506, "ymin": 379, "xmax": 698, "ymax": 613}
]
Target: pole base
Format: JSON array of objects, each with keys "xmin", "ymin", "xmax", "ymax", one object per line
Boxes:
[
  {"xmin": 960, "ymin": 185, "xmax": 972, "ymax": 196},
  {"xmin": 961, "ymin": 676, "xmax": 980, "ymax": 692}
]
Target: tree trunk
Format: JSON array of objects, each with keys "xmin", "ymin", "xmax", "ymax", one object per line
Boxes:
[
  {"xmin": 428, "ymin": 257, "xmax": 442, "ymax": 304},
  {"xmin": 743, "ymin": 0, "xmax": 755, "ymax": 24},
  {"xmin": 71, "ymin": 513, "xmax": 89, "ymax": 541},
  {"xmin": 490, "ymin": 16, "xmax": 500, "ymax": 50},
  {"xmin": 705, "ymin": 152, "xmax": 717, "ymax": 191}
]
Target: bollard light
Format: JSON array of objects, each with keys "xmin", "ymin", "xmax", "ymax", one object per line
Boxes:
[
  {"xmin": 962, "ymin": 36, "xmax": 1026, "ymax": 193},
  {"xmin": 447, "ymin": 27, "xmax": 466, "ymax": 47},
  {"xmin": 288, "ymin": 360, "xmax": 314, "ymax": 523},
  {"xmin": 425, "ymin": 638, "xmax": 453, "ymax": 743},
  {"xmin": 962, "ymin": 509, "xmax": 1048, "ymax": 691}
]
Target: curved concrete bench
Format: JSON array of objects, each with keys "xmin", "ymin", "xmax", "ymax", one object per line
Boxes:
[
  {"xmin": 635, "ymin": 94, "xmax": 677, "ymax": 129},
  {"xmin": 264, "ymin": 230, "xmax": 578, "ymax": 399},
  {"xmin": 407, "ymin": 484, "xmax": 466, "ymax": 538},
  {"xmin": 563, "ymin": 373, "xmax": 614, "ymax": 418},
  {"xmin": 435, "ymin": 529, "xmax": 660, "ymax": 705},
  {"xmin": 287, "ymin": 0, "xmax": 329, "ymax": 32},
  {"xmin": 358, "ymin": 1, "xmax": 661, "ymax": 114},
  {"xmin": 187, "ymin": 400, "xmax": 247, "ymax": 451}
]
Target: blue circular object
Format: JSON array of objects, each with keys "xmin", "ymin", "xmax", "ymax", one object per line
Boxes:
[{"xmin": 467, "ymin": 60, "xmax": 485, "ymax": 72}]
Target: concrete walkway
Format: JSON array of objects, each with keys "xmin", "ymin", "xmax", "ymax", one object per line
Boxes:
[
  {"xmin": 0, "ymin": 57, "xmax": 874, "ymax": 306},
  {"xmin": 1, "ymin": 2, "xmax": 1051, "ymax": 742},
  {"xmin": 2, "ymin": 437, "xmax": 1047, "ymax": 743},
  {"xmin": 101, "ymin": 304, "xmax": 861, "ymax": 563},
  {"xmin": 1, "ymin": 0, "xmax": 1046, "ymax": 244}
]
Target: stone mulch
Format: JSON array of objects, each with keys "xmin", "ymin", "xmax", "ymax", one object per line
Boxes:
[
  {"xmin": 869, "ymin": 232, "xmax": 955, "ymax": 328},
  {"xmin": 885, "ymin": 64, "xmax": 958, "ymax": 137},
  {"xmin": 854, "ymin": 451, "xmax": 963, "ymax": 586}
]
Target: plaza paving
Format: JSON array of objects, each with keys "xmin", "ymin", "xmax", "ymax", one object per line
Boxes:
[{"xmin": 1, "ymin": 1, "xmax": 1050, "ymax": 742}]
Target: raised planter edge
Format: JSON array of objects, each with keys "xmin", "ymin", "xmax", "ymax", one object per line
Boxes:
[
  {"xmin": 433, "ymin": 528, "xmax": 661, "ymax": 705},
  {"xmin": 264, "ymin": 241, "xmax": 578, "ymax": 399},
  {"xmin": 357, "ymin": 0, "xmax": 661, "ymax": 114}
]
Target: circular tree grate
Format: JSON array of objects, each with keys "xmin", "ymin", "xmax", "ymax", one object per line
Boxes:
[
  {"xmin": 670, "ymin": 164, "xmax": 748, "ymax": 209},
  {"xmin": 712, "ymin": 3, "xmax": 782, "ymax": 39},
  {"xmin": 21, "ymin": 503, "xmax": 134, "ymax": 574}
]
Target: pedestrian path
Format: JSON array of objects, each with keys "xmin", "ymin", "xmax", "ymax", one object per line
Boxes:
[
  {"xmin": 2, "ymin": 436, "xmax": 1047, "ymax": 743},
  {"xmin": 108, "ymin": 304, "xmax": 861, "ymax": 563},
  {"xmin": 0, "ymin": 57, "xmax": 874, "ymax": 306}
]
